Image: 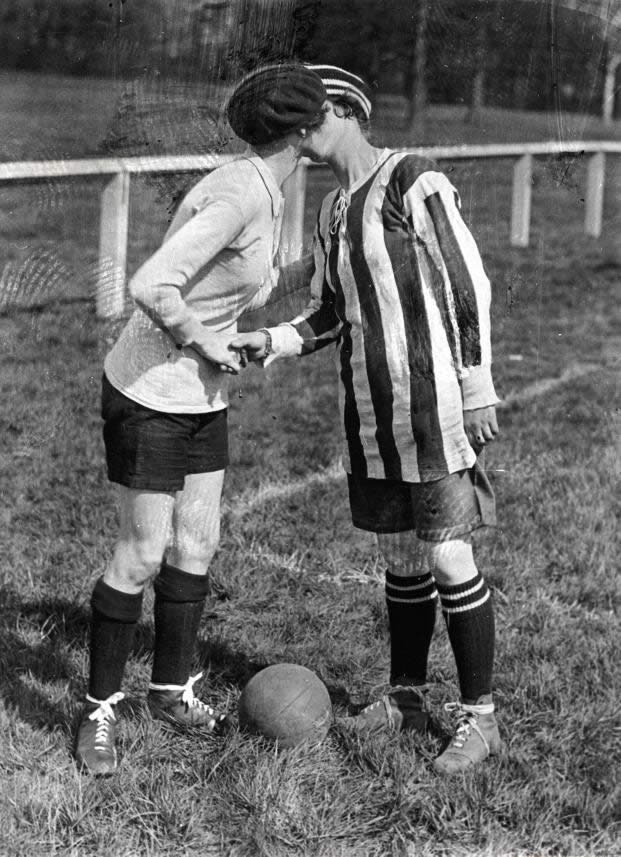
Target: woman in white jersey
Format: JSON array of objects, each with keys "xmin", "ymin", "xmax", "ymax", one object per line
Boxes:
[
  {"xmin": 232, "ymin": 65, "xmax": 502, "ymax": 775},
  {"xmin": 75, "ymin": 64, "xmax": 329, "ymax": 775}
]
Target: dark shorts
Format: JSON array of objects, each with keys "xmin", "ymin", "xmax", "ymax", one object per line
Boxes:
[
  {"xmin": 102, "ymin": 374, "xmax": 229, "ymax": 492},
  {"xmin": 347, "ymin": 458, "xmax": 496, "ymax": 541}
]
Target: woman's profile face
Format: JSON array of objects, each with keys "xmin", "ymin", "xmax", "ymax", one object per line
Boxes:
[{"xmin": 299, "ymin": 101, "xmax": 344, "ymax": 162}]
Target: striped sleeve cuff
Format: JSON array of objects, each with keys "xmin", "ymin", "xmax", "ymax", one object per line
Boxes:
[
  {"xmin": 461, "ymin": 365, "xmax": 500, "ymax": 410},
  {"xmin": 262, "ymin": 323, "xmax": 304, "ymax": 366}
]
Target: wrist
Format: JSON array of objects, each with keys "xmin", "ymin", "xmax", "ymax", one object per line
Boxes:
[
  {"xmin": 258, "ymin": 328, "xmax": 273, "ymax": 357},
  {"xmin": 461, "ymin": 365, "xmax": 499, "ymax": 409},
  {"xmin": 170, "ymin": 317, "xmax": 206, "ymax": 349}
]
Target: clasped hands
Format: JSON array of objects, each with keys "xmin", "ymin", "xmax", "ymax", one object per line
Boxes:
[
  {"xmin": 190, "ymin": 329, "xmax": 269, "ymax": 374},
  {"xmin": 195, "ymin": 328, "xmax": 498, "ymax": 452}
]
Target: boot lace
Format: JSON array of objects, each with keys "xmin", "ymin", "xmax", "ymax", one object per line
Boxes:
[
  {"xmin": 444, "ymin": 701, "xmax": 493, "ymax": 751},
  {"xmin": 86, "ymin": 692, "xmax": 124, "ymax": 748},
  {"xmin": 361, "ymin": 684, "xmax": 425, "ymax": 720},
  {"xmin": 149, "ymin": 673, "xmax": 224, "ymax": 729},
  {"xmin": 179, "ymin": 672, "xmax": 214, "ymax": 714}
]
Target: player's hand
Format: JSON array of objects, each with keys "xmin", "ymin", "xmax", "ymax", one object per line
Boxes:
[
  {"xmin": 190, "ymin": 330, "xmax": 241, "ymax": 374},
  {"xmin": 229, "ymin": 331, "xmax": 269, "ymax": 365},
  {"xmin": 463, "ymin": 406, "xmax": 499, "ymax": 452}
]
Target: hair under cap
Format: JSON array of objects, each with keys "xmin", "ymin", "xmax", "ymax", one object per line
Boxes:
[
  {"xmin": 305, "ymin": 64, "xmax": 373, "ymax": 119},
  {"xmin": 227, "ymin": 63, "xmax": 327, "ymax": 146}
]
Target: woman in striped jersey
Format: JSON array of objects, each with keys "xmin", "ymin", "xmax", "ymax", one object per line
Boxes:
[{"xmin": 232, "ymin": 64, "xmax": 502, "ymax": 774}]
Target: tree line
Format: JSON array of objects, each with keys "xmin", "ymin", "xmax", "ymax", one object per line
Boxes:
[{"xmin": 0, "ymin": 0, "xmax": 618, "ymax": 121}]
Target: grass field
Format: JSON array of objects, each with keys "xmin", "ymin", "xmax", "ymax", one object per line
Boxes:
[{"xmin": 0, "ymin": 72, "xmax": 620, "ymax": 857}]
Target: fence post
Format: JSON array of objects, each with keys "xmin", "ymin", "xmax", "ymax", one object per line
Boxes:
[
  {"xmin": 280, "ymin": 162, "xmax": 307, "ymax": 263},
  {"xmin": 96, "ymin": 170, "xmax": 130, "ymax": 318},
  {"xmin": 511, "ymin": 154, "xmax": 533, "ymax": 247},
  {"xmin": 585, "ymin": 151, "xmax": 605, "ymax": 238}
]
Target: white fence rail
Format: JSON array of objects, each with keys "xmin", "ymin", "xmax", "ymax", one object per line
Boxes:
[{"xmin": 1, "ymin": 141, "xmax": 619, "ymax": 318}]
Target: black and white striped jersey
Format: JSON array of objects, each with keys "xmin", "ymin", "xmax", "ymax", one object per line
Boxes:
[{"xmin": 269, "ymin": 149, "xmax": 499, "ymax": 483}]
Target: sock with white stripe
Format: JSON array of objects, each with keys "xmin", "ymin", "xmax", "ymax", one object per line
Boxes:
[
  {"xmin": 385, "ymin": 570, "xmax": 438, "ymax": 686},
  {"xmin": 437, "ymin": 572, "xmax": 495, "ymax": 704}
]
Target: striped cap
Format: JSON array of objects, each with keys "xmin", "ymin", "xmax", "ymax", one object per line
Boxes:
[{"xmin": 305, "ymin": 64, "xmax": 373, "ymax": 119}]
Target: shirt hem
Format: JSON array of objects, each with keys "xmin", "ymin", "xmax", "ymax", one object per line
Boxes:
[
  {"xmin": 103, "ymin": 369, "xmax": 228, "ymax": 415},
  {"xmin": 344, "ymin": 457, "xmax": 477, "ymax": 484}
]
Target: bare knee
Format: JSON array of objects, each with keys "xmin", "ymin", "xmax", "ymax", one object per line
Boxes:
[
  {"xmin": 428, "ymin": 538, "xmax": 477, "ymax": 586},
  {"xmin": 168, "ymin": 524, "xmax": 220, "ymax": 574},
  {"xmin": 377, "ymin": 532, "xmax": 478, "ymax": 585},
  {"xmin": 102, "ymin": 487, "xmax": 176, "ymax": 592},
  {"xmin": 105, "ymin": 537, "xmax": 166, "ymax": 592},
  {"xmin": 377, "ymin": 531, "xmax": 428, "ymax": 577},
  {"xmin": 168, "ymin": 471, "xmax": 224, "ymax": 573}
]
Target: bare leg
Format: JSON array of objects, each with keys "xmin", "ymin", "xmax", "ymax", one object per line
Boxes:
[
  {"xmin": 168, "ymin": 470, "xmax": 225, "ymax": 573},
  {"xmin": 104, "ymin": 487, "xmax": 175, "ymax": 593}
]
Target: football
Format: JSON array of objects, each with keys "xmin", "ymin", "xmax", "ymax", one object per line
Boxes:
[{"xmin": 238, "ymin": 663, "xmax": 332, "ymax": 748}]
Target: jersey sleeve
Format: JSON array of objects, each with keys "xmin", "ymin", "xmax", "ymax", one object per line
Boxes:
[
  {"xmin": 128, "ymin": 196, "xmax": 248, "ymax": 346},
  {"xmin": 242, "ymin": 254, "xmax": 315, "ymax": 315},
  {"xmin": 405, "ymin": 170, "xmax": 499, "ymax": 409},
  {"xmin": 266, "ymin": 218, "xmax": 342, "ymax": 363}
]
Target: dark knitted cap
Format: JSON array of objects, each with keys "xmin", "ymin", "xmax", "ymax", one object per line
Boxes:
[
  {"xmin": 227, "ymin": 63, "xmax": 327, "ymax": 146},
  {"xmin": 305, "ymin": 65, "xmax": 373, "ymax": 119}
]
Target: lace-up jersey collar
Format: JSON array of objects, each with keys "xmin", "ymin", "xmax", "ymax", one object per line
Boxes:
[{"xmin": 328, "ymin": 148, "xmax": 393, "ymax": 234}]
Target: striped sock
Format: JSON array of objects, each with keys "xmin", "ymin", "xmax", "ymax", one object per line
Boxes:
[
  {"xmin": 437, "ymin": 572, "xmax": 495, "ymax": 704},
  {"xmin": 385, "ymin": 570, "xmax": 438, "ymax": 686}
]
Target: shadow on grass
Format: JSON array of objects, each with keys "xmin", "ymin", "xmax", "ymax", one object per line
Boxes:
[
  {"xmin": 0, "ymin": 585, "xmax": 353, "ymax": 733},
  {"xmin": 0, "ymin": 585, "xmax": 94, "ymax": 732},
  {"xmin": 0, "ymin": 586, "xmax": 166, "ymax": 733},
  {"xmin": 196, "ymin": 636, "xmax": 354, "ymax": 710}
]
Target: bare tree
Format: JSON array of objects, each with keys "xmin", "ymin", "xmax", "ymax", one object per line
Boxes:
[
  {"xmin": 536, "ymin": 0, "xmax": 621, "ymax": 120},
  {"xmin": 405, "ymin": 0, "xmax": 430, "ymax": 134},
  {"xmin": 602, "ymin": 43, "xmax": 621, "ymax": 125},
  {"xmin": 603, "ymin": 51, "xmax": 621, "ymax": 122},
  {"xmin": 465, "ymin": 1, "xmax": 496, "ymax": 123}
]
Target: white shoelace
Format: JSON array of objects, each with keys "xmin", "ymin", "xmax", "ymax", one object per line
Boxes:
[
  {"xmin": 444, "ymin": 701, "xmax": 494, "ymax": 751},
  {"xmin": 361, "ymin": 685, "xmax": 425, "ymax": 724},
  {"xmin": 85, "ymin": 691, "xmax": 125, "ymax": 749},
  {"xmin": 149, "ymin": 672, "xmax": 215, "ymax": 715}
]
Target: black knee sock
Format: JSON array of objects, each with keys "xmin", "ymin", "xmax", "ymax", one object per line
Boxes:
[
  {"xmin": 150, "ymin": 562, "xmax": 209, "ymax": 686},
  {"xmin": 88, "ymin": 577, "xmax": 143, "ymax": 701},
  {"xmin": 385, "ymin": 570, "xmax": 438, "ymax": 686},
  {"xmin": 437, "ymin": 572, "xmax": 495, "ymax": 703}
]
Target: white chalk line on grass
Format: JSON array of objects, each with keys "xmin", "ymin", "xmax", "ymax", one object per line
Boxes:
[
  {"xmin": 225, "ymin": 360, "xmax": 610, "ymax": 517},
  {"xmin": 228, "ymin": 538, "xmax": 383, "ymax": 583},
  {"xmin": 222, "ymin": 458, "xmax": 345, "ymax": 519},
  {"xmin": 497, "ymin": 362, "xmax": 605, "ymax": 408}
]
